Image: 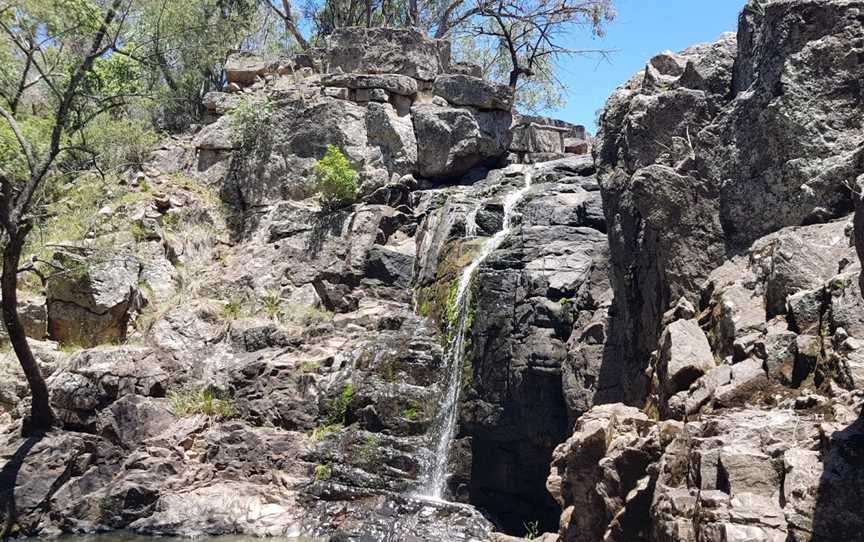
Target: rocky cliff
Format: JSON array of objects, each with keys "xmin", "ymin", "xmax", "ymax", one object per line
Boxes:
[{"xmin": 1, "ymin": 1, "xmax": 863, "ymax": 541}]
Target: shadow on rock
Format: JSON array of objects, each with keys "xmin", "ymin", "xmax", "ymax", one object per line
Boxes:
[
  {"xmin": 811, "ymin": 406, "xmax": 864, "ymax": 542},
  {"xmin": 0, "ymin": 434, "xmax": 42, "ymax": 539}
]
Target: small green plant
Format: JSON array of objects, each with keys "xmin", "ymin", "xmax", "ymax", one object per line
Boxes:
[
  {"xmin": 327, "ymin": 383, "xmax": 354, "ymax": 425},
  {"xmin": 130, "ymin": 222, "xmax": 148, "ymax": 242},
  {"xmin": 161, "ymin": 212, "xmax": 180, "ymax": 231},
  {"xmin": 418, "ymin": 300, "xmax": 431, "ymax": 317},
  {"xmin": 402, "ymin": 406, "xmax": 419, "ymax": 421},
  {"xmin": 313, "ymin": 463, "xmax": 332, "ymax": 481},
  {"xmin": 558, "ymin": 297, "xmax": 570, "ymax": 306},
  {"xmin": 169, "ymin": 388, "xmax": 236, "ymax": 419},
  {"xmin": 523, "ymin": 520, "xmax": 540, "ymax": 540},
  {"xmin": 259, "ymin": 290, "xmax": 283, "ymax": 320},
  {"xmin": 221, "ymin": 296, "xmax": 245, "ymax": 321},
  {"xmin": 310, "ymin": 423, "xmax": 341, "ymax": 442},
  {"xmin": 314, "ymin": 145, "xmax": 358, "ymax": 209},
  {"xmin": 299, "ymin": 360, "xmax": 321, "ymax": 373}
]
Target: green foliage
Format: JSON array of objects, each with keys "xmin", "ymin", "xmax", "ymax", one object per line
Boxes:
[
  {"xmin": 356, "ymin": 434, "xmax": 379, "ymax": 463},
  {"xmin": 0, "ymin": 114, "xmax": 51, "ymax": 182},
  {"xmin": 169, "ymin": 388, "xmax": 236, "ymax": 419},
  {"xmin": 221, "ymin": 296, "xmax": 246, "ymax": 321},
  {"xmin": 313, "ymin": 463, "xmax": 332, "ymax": 481},
  {"xmin": 310, "ymin": 423, "xmax": 341, "ymax": 441},
  {"xmin": 259, "ymin": 290, "xmax": 283, "ymax": 320},
  {"xmin": 83, "ymin": 53, "xmax": 146, "ymax": 99},
  {"xmin": 327, "ymin": 383, "xmax": 353, "ymax": 425},
  {"xmin": 402, "ymin": 406, "xmax": 418, "ymax": 421},
  {"xmin": 418, "ymin": 300, "xmax": 432, "ymax": 317},
  {"xmin": 230, "ymin": 98, "xmax": 273, "ymax": 147},
  {"xmin": 314, "ymin": 145, "xmax": 358, "ymax": 209},
  {"xmin": 78, "ymin": 116, "xmax": 159, "ymax": 172}
]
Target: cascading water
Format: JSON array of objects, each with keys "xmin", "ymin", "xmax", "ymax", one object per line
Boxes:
[{"xmin": 419, "ymin": 166, "xmax": 534, "ymax": 500}]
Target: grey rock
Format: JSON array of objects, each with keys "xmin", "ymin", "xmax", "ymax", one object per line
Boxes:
[
  {"xmin": 46, "ymin": 249, "xmax": 141, "ymax": 347},
  {"xmin": 657, "ymin": 319, "xmax": 715, "ymax": 397},
  {"xmin": 412, "ymin": 104, "xmax": 512, "ymax": 179},
  {"xmin": 225, "ymin": 52, "xmax": 271, "ymax": 85},
  {"xmin": 432, "ymin": 74, "xmax": 513, "ymax": 111},
  {"xmin": 325, "ymin": 27, "xmax": 449, "ymax": 81},
  {"xmin": 321, "ymin": 72, "xmax": 418, "ymax": 96}
]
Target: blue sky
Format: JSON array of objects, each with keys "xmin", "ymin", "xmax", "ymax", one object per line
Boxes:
[{"xmin": 548, "ymin": 0, "xmax": 746, "ymax": 129}]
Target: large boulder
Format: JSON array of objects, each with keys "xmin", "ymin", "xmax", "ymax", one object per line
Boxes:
[
  {"xmin": 325, "ymin": 27, "xmax": 449, "ymax": 81},
  {"xmin": 224, "ymin": 52, "xmax": 271, "ymax": 86},
  {"xmin": 46, "ymin": 249, "xmax": 142, "ymax": 347},
  {"xmin": 432, "ymin": 74, "xmax": 513, "ymax": 111},
  {"xmin": 656, "ymin": 319, "xmax": 715, "ymax": 397},
  {"xmin": 412, "ymin": 104, "xmax": 512, "ymax": 179}
]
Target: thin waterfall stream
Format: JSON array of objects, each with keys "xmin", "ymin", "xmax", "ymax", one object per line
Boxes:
[{"xmin": 419, "ymin": 166, "xmax": 535, "ymax": 500}]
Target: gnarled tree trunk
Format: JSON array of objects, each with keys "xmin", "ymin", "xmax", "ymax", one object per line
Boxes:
[{"xmin": 1, "ymin": 226, "xmax": 53, "ymax": 433}]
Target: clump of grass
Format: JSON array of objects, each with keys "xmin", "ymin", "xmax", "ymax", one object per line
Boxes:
[
  {"xmin": 259, "ymin": 290, "xmax": 283, "ymax": 321},
  {"xmin": 221, "ymin": 296, "xmax": 245, "ymax": 321},
  {"xmin": 313, "ymin": 463, "xmax": 332, "ymax": 481},
  {"xmin": 169, "ymin": 388, "xmax": 236, "ymax": 419},
  {"xmin": 283, "ymin": 303, "xmax": 333, "ymax": 325},
  {"xmin": 310, "ymin": 423, "xmax": 341, "ymax": 442}
]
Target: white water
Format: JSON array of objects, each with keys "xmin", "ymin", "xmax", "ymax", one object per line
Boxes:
[{"xmin": 419, "ymin": 168, "xmax": 534, "ymax": 500}]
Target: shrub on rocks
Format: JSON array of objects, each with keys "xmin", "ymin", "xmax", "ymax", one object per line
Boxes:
[{"xmin": 314, "ymin": 145, "xmax": 358, "ymax": 210}]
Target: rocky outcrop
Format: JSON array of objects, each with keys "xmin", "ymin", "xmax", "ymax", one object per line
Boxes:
[
  {"xmin": 550, "ymin": 392, "xmax": 864, "ymax": 542},
  {"xmin": 46, "ymin": 249, "xmax": 142, "ymax": 347},
  {"xmin": 549, "ymin": 1, "xmax": 864, "ymax": 540},
  {"xmin": 325, "ymin": 27, "xmax": 450, "ymax": 81},
  {"xmin": 597, "ymin": 0, "xmax": 863, "ymax": 405}
]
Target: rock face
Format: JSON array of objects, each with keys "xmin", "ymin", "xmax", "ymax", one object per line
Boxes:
[
  {"xmin": 3, "ymin": 6, "xmax": 864, "ymax": 542},
  {"xmin": 325, "ymin": 27, "xmax": 450, "ymax": 81},
  {"xmin": 596, "ymin": 0, "xmax": 864, "ymax": 405},
  {"xmin": 549, "ymin": 393, "xmax": 864, "ymax": 542},
  {"xmin": 548, "ymin": 1, "xmax": 864, "ymax": 541}
]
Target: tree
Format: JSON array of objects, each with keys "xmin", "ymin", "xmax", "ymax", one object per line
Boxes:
[
  {"xmin": 264, "ymin": 0, "xmax": 310, "ymax": 49},
  {"xmin": 0, "ymin": 0, "xmax": 127, "ymax": 433},
  {"xmin": 464, "ymin": 0, "xmax": 613, "ymax": 89},
  {"xmin": 295, "ymin": 0, "xmax": 613, "ymax": 112}
]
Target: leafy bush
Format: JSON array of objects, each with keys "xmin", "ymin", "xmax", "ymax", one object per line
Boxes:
[
  {"xmin": 314, "ymin": 145, "xmax": 358, "ymax": 209},
  {"xmin": 231, "ymin": 98, "xmax": 272, "ymax": 147}
]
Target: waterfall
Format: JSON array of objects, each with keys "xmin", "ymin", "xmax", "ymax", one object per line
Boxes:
[{"xmin": 419, "ymin": 167, "xmax": 534, "ymax": 500}]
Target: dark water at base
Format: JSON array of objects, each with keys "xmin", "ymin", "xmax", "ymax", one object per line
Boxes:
[{"xmin": 55, "ymin": 535, "xmax": 321, "ymax": 542}]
